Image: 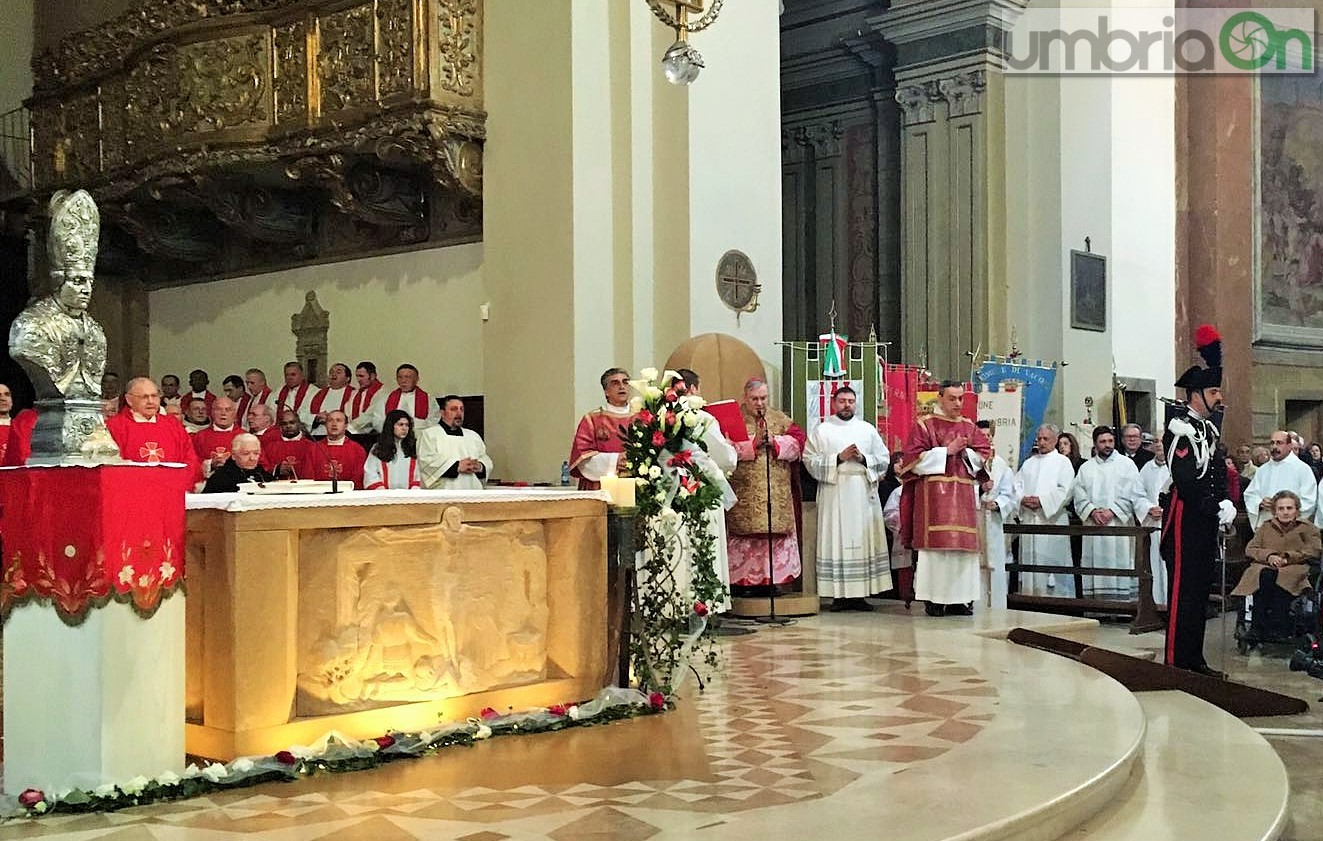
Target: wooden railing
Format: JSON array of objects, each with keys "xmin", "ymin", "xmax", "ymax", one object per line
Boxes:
[{"xmin": 1001, "ymin": 523, "xmax": 1164, "ymax": 635}]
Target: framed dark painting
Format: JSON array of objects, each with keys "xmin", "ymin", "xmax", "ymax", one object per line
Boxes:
[{"xmin": 1070, "ymin": 249, "xmax": 1107, "ymax": 332}]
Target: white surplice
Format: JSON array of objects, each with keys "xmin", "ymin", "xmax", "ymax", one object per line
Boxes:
[
  {"xmin": 1242, "ymin": 453, "xmax": 1317, "ymax": 530},
  {"xmin": 693, "ymin": 411, "xmax": 737, "ymax": 612},
  {"xmin": 1073, "ymin": 451, "xmax": 1143, "ymax": 599},
  {"xmin": 1137, "ymin": 458, "xmax": 1171, "ymax": 605},
  {"xmin": 416, "ymin": 425, "xmax": 493, "ymax": 490},
  {"xmin": 804, "ymin": 415, "xmax": 892, "ymax": 598},
  {"xmin": 1015, "ymin": 451, "xmax": 1077, "ymax": 597},
  {"xmin": 981, "ymin": 453, "xmax": 1017, "ymax": 609},
  {"xmin": 363, "ymin": 449, "xmax": 419, "ymax": 490}
]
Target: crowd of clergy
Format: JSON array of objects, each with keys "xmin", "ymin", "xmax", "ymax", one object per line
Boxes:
[
  {"xmin": 0, "ymin": 360, "xmax": 491, "ymax": 494},
  {"xmin": 1, "ymin": 361, "xmax": 1314, "ymax": 629}
]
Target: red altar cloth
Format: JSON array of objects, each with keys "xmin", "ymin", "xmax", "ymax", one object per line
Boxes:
[{"xmin": 0, "ymin": 464, "xmax": 186, "ymax": 622}]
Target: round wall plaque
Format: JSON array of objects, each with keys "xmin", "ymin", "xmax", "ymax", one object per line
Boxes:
[{"xmin": 716, "ymin": 250, "xmax": 760, "ymax": 313}]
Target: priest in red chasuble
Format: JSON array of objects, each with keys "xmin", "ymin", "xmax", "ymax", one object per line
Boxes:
[
  {"xmin": 313, "ymin": 409, "xmax": 368, "ymax": 488},
  {"xmin": 262, "ymin": 408, "xmax": 321, "ymax": 480},
  {"xmin": 106, "ymin": 376, "xmax": 201, "ymax": 488},
  {"xmin": 899, "ymin": 381, "xmax": 992, "ymax": 617},
  {"xmin": 569, "ymin": 367, "xmax": 637, "ymax": 490}
]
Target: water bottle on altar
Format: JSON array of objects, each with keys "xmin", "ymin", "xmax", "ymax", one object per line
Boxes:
[{"xmin": 560, "ymin": 461, "xmax": 571, "ymax": 486}]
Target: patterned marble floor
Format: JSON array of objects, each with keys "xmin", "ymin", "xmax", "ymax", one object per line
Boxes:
[{"xmin": 0, "ymin": 607, "xmax": 1145, "ymax": 841}]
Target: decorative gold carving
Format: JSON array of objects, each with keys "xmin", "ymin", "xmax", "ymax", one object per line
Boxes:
[
  {"xmin": 318, "ymin": 4, "xmax": 376, "ymax": 114},
  {"xmin": 180, "ymin": 35, "xmax": 271, "ymax": 134},
  {"xmin": 436, "ymin": 0, "xmax": 480, "ymax": 98},
  {"xmin": 378, "ymin": 0, "xmax": 417, "ymax": 99},
  {"xmin": 274, "ymin": 20, "xmax": 311, "ymax": 125}
]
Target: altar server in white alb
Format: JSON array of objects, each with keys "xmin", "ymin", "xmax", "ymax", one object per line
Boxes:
[
  {"xmin": 418, "ymin": 395, "xmax": 493, "ymax": 490},
  {"xmin": 676, "ymin": 369, "xmax": 738, "ymax": 614},
  {"xmin": 805, "ymin": 386, "xmax": 892, "ymax": 611},
  {"xmin": 1073, "ymin": 425, "xmax": 1144, "ymax": 599},
  {"xmin": 1014, "ymin": 424, "xmax": 1077, "ymax": 597},
  {"xmin": 1137, "ymin": 438, "xmax": 1171, "ymax": 606},
  {"xmin": 1243, "ymin": 430, "xmax": 1318, "ymax": 531},
  {"xmin": 977, "ymin": 420, "xmax": 1018, "ymax": 610}
]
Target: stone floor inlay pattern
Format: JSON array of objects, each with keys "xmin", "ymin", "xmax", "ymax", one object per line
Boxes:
[{"xmin": 0, "ymin": 615, "xmax": 1012, "ymax": 840}]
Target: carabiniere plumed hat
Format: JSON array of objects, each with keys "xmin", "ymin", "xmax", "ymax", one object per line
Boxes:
[{"xmin": 1174, "ymin": 324, "xmax": 1222, "ymax": 392}]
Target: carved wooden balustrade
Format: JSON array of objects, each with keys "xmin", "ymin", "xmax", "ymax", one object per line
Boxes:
[{"xmin": 25, "ymin": 0, "xmax": 484, "ymax": 284}]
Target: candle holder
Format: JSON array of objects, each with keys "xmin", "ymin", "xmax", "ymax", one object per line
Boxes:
[{"xmin": 607, "ymin": 508, "xmax": 639, "ymax": 687}]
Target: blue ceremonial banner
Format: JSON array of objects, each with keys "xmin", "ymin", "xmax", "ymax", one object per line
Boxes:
[{"xmin": 976, "ymin": 360, "xmax": 1058, "ymax": 463}]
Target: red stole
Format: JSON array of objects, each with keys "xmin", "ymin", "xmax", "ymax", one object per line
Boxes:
[
  {"xmin": 898, "ymin": 414, "xmax": 992, "ymax": 552},
  {"xmin": 372, "ymin": 458, "xmax": 419, "ymax": 490},
  {"xmin": 310, "ymin": 386, "xmax": 354, "ymax": 415},
  {"xmin": 385, "ymin": 388, "xmax": 430, "ymax": 420},
  {"xmin": 238, "ymin": 386, "xmax": 271, "ymax": 426},
  {"xmin": 277, "ymin": 383, "xmax": 311, "ymax": 411},
  {"xmin": 351, "ymin": 381, "xmax": 383, "ymax": 418}
]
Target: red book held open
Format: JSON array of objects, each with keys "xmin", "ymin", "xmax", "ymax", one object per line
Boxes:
[{"xmin": 704, "ymin": 400, "xmax": 749, "ymax": 442}]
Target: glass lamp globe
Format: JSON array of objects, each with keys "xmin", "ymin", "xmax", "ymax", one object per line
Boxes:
[{"xmin": 661, "ymin": 40, "xmax": 704, "ymax": 85}]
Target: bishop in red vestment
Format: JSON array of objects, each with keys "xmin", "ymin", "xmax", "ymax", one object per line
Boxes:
[
  {"xmin": 569, "ymin": 368, "xmax": 637, "ymax": 490},
  {"xmin": 899, "ymin": 382, "xmax": 991, "ymax": 616},
  {"xmin": 106, "ymin": 377, "xmax": 201, "ymax": 489}
]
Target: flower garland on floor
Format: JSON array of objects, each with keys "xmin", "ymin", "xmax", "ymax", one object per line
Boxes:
[
  {"xmin": 622, "ymin": 368, "xmax": 728, "ymax": 694},
  {"xmin": 0, "ymin": 687, "xmax": 667, "ymax": 819}
]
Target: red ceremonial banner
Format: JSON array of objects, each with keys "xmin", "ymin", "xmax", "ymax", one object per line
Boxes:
[{"xmin": 0, "ymin": 465, "xmax": 187, "ymax": 622}]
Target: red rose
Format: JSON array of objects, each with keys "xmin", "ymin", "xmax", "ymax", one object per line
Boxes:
[
  {"xmin": 480, "ymin": 707, "xmax": 500, "ymax": 720},
  {"xmin": 548, "ymin": 704, "xmax": 568, "ymax": 716},
  {"xmin": 667, "ymin": 450, "xmax": 693, "ymax": 467},
  {"xmin": 638, "ymin": 410, "xmax": 654, "ymax": 425},
  {"xmin": 665, "ymin": 411, "xmax": 677, "ymax": 426},
  {"xmin": 375, "ymin": 734, "xmax": 396, "ymax": 749},
  {"xmin": 648, "ymin": 691, "xmax": 666, "ymax": 710},
  {"xmin": 652, "ymin": 430, "xmax": 666, "ymax": 447},
  {"xmin": 665, "ymin": 389, "xmax": 678, "ymax": 402},
  {"xmin": 17, "ymin": 789, "xmax": 44, "ymax": 807},
  {"xmin": 274, "ymin": 750, "xmax": 297, "ymax": 765},
  {"xmin": 694, "ymin": 601, "xmax": 709, "ymax": 616}
]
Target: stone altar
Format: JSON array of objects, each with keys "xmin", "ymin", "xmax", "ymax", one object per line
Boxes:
[{"xmin": 183, "ymin": 488, "xmax": 609, "ymax": 759}]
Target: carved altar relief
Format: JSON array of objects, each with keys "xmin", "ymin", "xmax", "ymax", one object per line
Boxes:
[{"xmin": 295, "ymin": 514, "xmax": 550, "ymax": 716}]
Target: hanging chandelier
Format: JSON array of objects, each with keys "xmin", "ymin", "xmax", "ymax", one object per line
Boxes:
[{"xmin": 644, "ymin": 0, "xmax": 724, "ymax": 85}]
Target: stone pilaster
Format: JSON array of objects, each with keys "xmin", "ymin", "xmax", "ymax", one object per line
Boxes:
[{"xmin": 872, "ymin": 0, "xmax": 1024, "ymax": 379}]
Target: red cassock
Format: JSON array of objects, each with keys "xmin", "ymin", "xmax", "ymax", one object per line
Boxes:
[
  {"xmin": 313, "ymin": 438, "xmax": 368, "ymax": 487},
  {"xmin": 569, "ymin": 409, "xmax": 636, "ymax": 490},
  {"xmin": 898, "ymin": 413, "xmax": 992, "ymax": 552},
  {"xmin": 192, "ymin": 425, "xmax": 243, "ymax": 464},
  {"xmin": 105, "ymin": 412, "xmax": 202, "ymax": 490},
  {"xmin": 261, "ymin": 435, "xmax": 321, "ymax": 479},
  {"xmin": 3, "ymin": 409, "xmax": 38, "ymax": 467}
]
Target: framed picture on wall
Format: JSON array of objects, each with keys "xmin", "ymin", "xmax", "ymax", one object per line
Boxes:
[{"xmin": 1070, "ymin": 250, "xmax": 1107, "ymax": 332}]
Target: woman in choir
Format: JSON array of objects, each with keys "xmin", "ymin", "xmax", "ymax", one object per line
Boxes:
[{"xmin": 363, "ymin": 409, "xmax": 422, "ymax": 490}]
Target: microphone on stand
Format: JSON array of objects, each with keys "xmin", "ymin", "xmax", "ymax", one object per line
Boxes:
[{"xmin": 754, "ymin": 405, "xmax": 791, "ymax": 627}]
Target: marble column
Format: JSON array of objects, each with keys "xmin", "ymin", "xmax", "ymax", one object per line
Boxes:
[{"xmin": 872, "ymin": 0, "xmax": 1024, "ymax": 380}]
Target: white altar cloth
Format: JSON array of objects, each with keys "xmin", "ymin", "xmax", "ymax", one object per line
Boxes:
[{"xmin": 186, "ymin": 486, "xmax": 611, "ymax": 513}]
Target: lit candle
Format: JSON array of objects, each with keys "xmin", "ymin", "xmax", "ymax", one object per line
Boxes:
[
  {"xmin": 615, "ymin": 477, "xmax": 636, "ymax": 508},
  {"xmin": 600, "ymin": 475, "xmax": 619, "ymax": 505}
]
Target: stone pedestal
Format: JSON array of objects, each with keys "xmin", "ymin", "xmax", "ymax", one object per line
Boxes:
[
  {"xmin": 4, "ymin": 597, "xmax": 185, "ymax": 795},
  {"xmin": 0, "ymin": 464, "xmax": 188, "ymax": 794}
]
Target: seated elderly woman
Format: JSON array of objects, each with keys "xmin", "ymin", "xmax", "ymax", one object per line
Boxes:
[
  {"xmin": 202, "ymin": 433, "xmax": 276, "ymax": 493},
  {"xmin": 1232, "ymin": 489, "xmax": 1323, "ymax": 641}
]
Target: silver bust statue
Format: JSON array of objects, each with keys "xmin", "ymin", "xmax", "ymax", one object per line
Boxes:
[{"xmin": 8, "ymin": 190, "xmax": 120, "ymax": 463}]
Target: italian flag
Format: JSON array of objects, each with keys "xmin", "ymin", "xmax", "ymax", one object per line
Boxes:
[{"xmin": 818, "ymin": 332, "xmax": 847, "ymax": 377}]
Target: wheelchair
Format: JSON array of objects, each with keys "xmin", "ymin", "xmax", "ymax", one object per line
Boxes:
[{"xmin": 1234, "ymin": 561, "xmax": 1322, "ymax": 656}]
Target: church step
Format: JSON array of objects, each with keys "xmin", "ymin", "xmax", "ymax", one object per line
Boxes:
[{"xmin": 1054, "ymin": 690, "xmax": 1288, "ymax": 841}]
